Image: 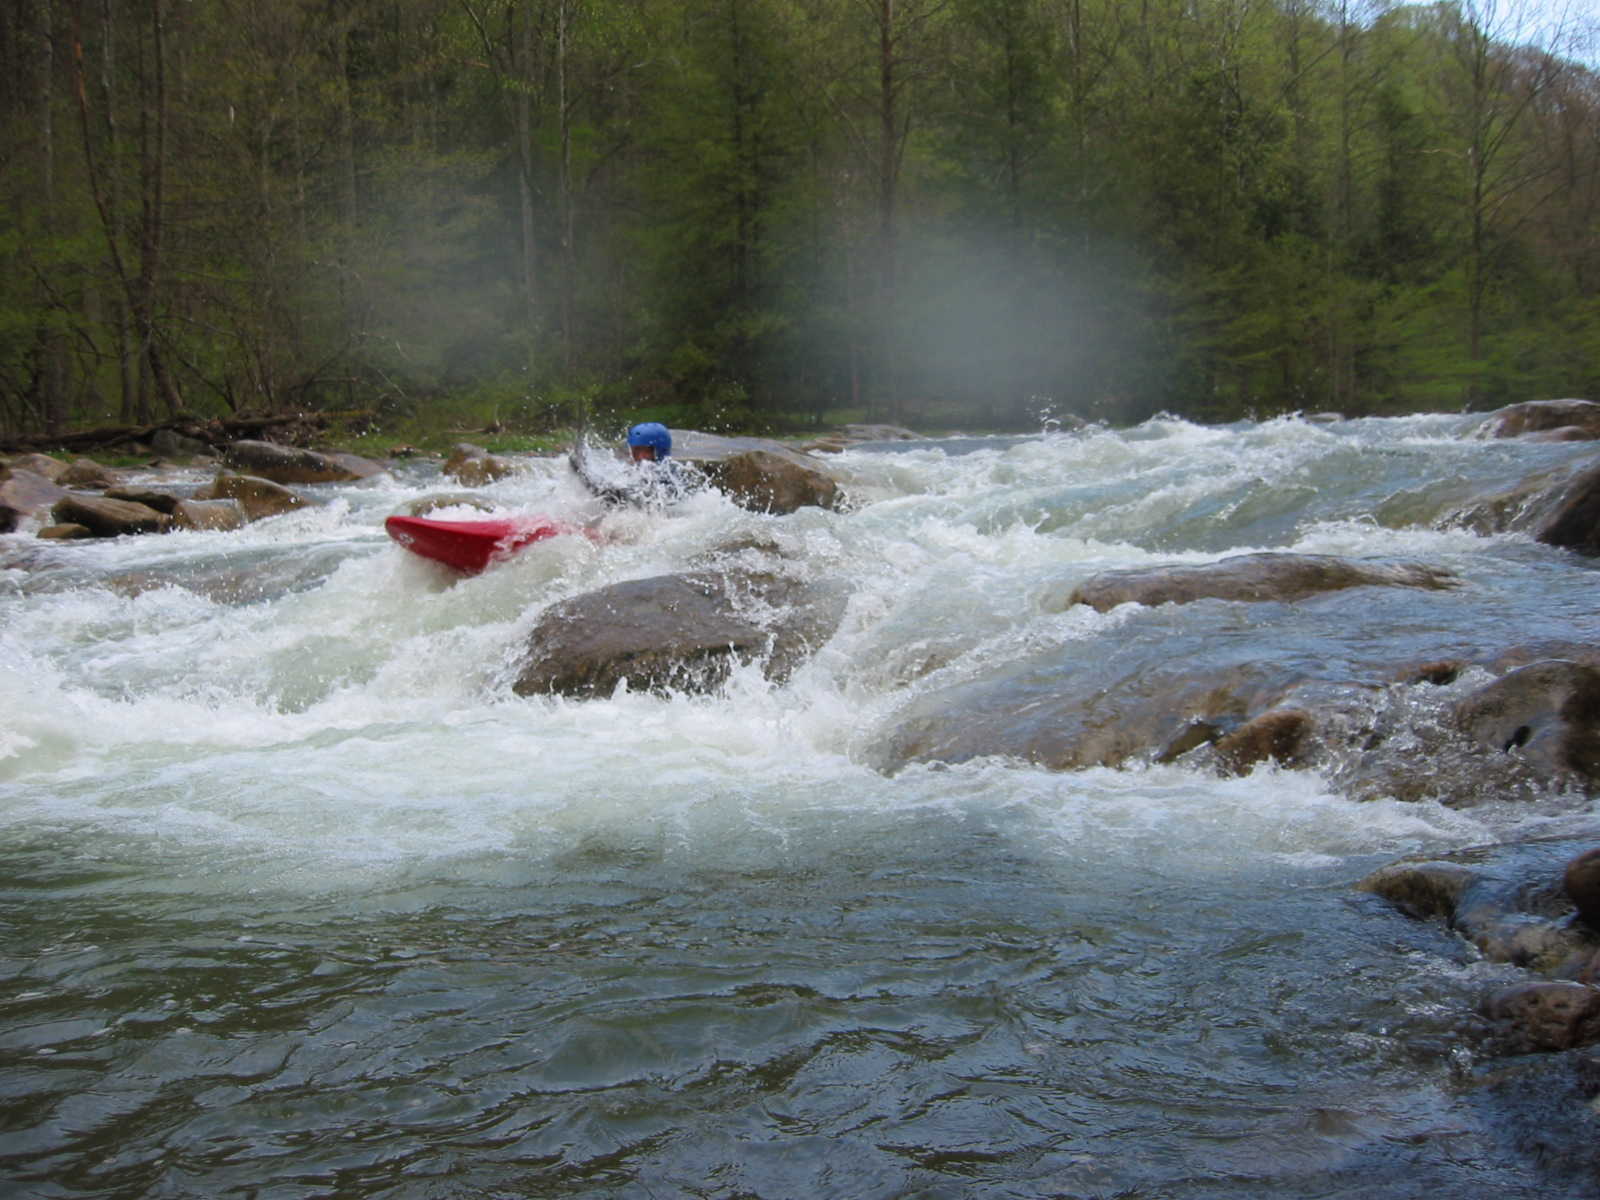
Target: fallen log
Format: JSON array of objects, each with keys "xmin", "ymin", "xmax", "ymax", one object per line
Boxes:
[{"xmin": 0, "ymin": 411, "xmax": 365, "ymax": 456}]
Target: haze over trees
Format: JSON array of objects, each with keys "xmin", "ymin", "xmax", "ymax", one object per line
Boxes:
[{"xmin": 1, "ymin": 0, "xmax": 1596, "ymax": 439}]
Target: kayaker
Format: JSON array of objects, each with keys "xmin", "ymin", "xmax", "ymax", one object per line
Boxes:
[{"xmin": 570, "ymin": 421, "xmax": 700, "ymax": 508}]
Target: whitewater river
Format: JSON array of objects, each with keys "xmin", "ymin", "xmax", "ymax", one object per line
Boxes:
[{"xmin": 4, "ymin": 413, "xmax": 1599, "ymax": 1197}]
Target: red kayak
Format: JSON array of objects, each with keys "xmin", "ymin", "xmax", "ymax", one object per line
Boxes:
[{"xmin": 385, "ymin": 514, "xmax": 584, "ymax": 574}]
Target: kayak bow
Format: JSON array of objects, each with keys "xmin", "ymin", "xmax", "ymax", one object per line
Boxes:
[{"xmin": 385, "ymin": 514, "xmax": 581, "ymax": 574}]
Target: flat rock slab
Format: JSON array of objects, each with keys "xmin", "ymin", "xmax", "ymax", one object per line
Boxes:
[{"xmin": 1055, "ymin": 552, "xmax": 1458, "ymax": 612}]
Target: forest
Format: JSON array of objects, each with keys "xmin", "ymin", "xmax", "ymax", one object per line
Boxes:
[{"xmin": 1, "ymin": 0, "xmax": 1597, "ymax": 442}]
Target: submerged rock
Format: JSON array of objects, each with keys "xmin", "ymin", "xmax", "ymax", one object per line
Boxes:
[
  {"xmin": 1360, "ymin": 840, "xmax": 1600, "ymax": 1054},
  {"xmin": 442, "ymin": 444, "xmax": 518, "ymax": 486}
]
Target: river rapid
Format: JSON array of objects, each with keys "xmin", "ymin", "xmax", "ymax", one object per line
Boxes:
[{"xmin": 3, "ymin": 413, "xmax": 1599, "ymax": 1198}]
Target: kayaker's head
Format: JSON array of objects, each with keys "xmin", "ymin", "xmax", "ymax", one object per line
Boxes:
[{"xmin": 627, "ymin": 422, "xmax": 672, "ymax": 462}]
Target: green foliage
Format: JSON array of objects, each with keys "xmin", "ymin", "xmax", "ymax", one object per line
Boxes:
[{"xmin": 2, "ymin": 0, "xmax": 1597, "ymax": 441}]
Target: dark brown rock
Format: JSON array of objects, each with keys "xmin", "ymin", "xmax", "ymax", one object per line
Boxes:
[
  {"xmin": 1212, "ymin": 708, "xmax": 1313, "ymax": 775},
  {"xmin": 1565, "ymin": 848, "xmax": 1600, "ymax": 930},
  {"xmin": 1483, "ymin": 981, "xmax": 1600, "ymax": 1052},
  {"xmin": 1452, "ymin": 660, "xmax": 1600, "ymax": 787},
  {"xmin": 1357, "ymin": 860, "xmax": 1479, "ymax": 921},
  {"xmin": 1533, "ymin": 460, "xmax": 1600, "ymax": 556},
  {"xmin": 1055, "ymin": 552, "xmax": 1457, "ymax": 613}
]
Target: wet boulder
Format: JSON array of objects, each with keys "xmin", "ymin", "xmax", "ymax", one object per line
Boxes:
[
  {"xmin": 225, "ymin": 439, "xmax": 385, "ymax": 485},
  {"xmin": 56, "ymin": 457, "xmax": 122, "ymax": 489},
  {"xmin": 442, "ymin": 444, "xmax": 518, "ymax": 487},
  {"xmin": 0, "ymin": 503, "xmax": 16, "ymax": 533},
  {"xmin": 48, "ymin": 493, "xmax": 171, "ymax": 537},
  {"xmin": 36, "ymin": 522, "xmax": 93, "ymax": 539},
  {"xmin": 1451, "ymin": 660, "xmax": 1600, "ymax": 789},
  {"xmin": 1054, "ymin": 552, "xmax": 1458, "ymax": 613},
  {"xmin": 105, "ymin": 486, "xmax": 181, "ymax": 514},
  {"xmin": 697, "ymin": 449, "xmax": 840, "ymax": 514},
  {"xmin": 194, "ymin": 470, "xmax": 313, "ymax": 521},
  {"xmin": 1482, "ymin": 982, "xmax": 1600, "ymax": 1052},
  {"xmin": 668, "ymin": 431, "xmax": 846, "ymax": 513},
  {"xmin": 1359, "ymin": 839, "xmax": 1600, "ymax": 978},
  {"xmin": 1480, "ymin": 399, "xmax": 1600, "ymax": 441},
  {"xmin": 173, "ymin": 498, "xmax": 247, "ymax": 532},
  {"xmin": 1565, "ymin": 848, "xmax": 1600, "ymax": 930},
  {"xmin": 513, "ymin": 569, "xmax": 848, "ymax": 699},
  {"xmin": 1530, "ymin": 459, "xmax": 1600, "ymax": 556}
]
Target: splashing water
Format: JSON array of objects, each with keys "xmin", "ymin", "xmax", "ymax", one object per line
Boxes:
[{"xmin": 2, "ymin": 414, "xmax": 1597, "ymax": 1197}]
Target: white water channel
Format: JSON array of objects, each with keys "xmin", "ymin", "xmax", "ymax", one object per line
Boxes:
[{"xmin": 2, "ymin": 414, "xmax": 1598, "ymax": 1197}]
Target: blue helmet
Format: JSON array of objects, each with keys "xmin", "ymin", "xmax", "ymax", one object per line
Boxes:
[{"xmin": 626, "ymin": 422, "xmax": 672, "ymax": 458}]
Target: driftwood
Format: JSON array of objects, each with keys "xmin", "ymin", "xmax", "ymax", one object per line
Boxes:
[{"xmin": 0, "ymin": 411, "xmax": 368, "ymax": 455}]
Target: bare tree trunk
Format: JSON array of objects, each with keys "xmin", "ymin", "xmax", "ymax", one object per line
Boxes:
[
  {"xmin": 876, "ymin": 0, "xmax": 898, "ymax": 422},
  {"xmin": 134, "ymin": 0, "xmax": 181, "ymax": 418},
  {"xmin": 34, "ymin": 0, "xmax": 68, "ymax": 434}
]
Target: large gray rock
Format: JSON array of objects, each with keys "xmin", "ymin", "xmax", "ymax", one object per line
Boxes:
[
  {"xmin": 225, "ymin": 439, "xmax": 384, "ymax": 484},
  {"xmin": 49, "ymin": 493, "xmax": 171, "ymax": 537},
  {"xmin": 1054, "ymin": 552, "xmax": 1458, "ymax": 613},
  {"xmin": 0, "ymin": 467, "xmax": 66, "ymax": 518},
  {"xmin": 513, "ymin": 568, "xmax": 848, "ymax": 699},
  {"xmin": 5, "ymin": 453, "xmax": 68, "ymax": 482}
]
